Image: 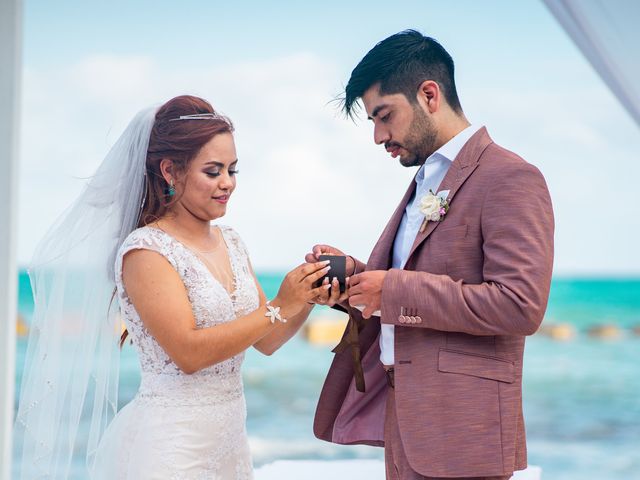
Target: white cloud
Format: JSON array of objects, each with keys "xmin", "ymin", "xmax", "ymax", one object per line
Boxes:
[
  {"xmin": 463, "ymin": 84, "xmax": 640, "ymax": 275},
  {"xmin": 18, "ymin": 53, "xmax": 640, "ymax": 274},
  {"xmin": 18, "ymin": 53, "xmax": 411, "ymax": 271}
]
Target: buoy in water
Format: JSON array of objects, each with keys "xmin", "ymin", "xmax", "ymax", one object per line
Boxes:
[
  {"xmin": 304, "ymin": 317, "xmax": 348, "ymax": 346},
  {"xmin": 537, "ymin": 323, "xmax": 576, "ymax": 341},
  {"xmin": 587, "ymin": 324, "xmax": 622, "ymax": 339},
  {"xmin": 16, "ymin": 314, "xmax": 29, "ymax": 337}
]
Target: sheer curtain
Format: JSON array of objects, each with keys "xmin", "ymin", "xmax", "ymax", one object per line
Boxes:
[{"xmin": 542, "ymin": 0, "xmax": 640, "ymax": 127}]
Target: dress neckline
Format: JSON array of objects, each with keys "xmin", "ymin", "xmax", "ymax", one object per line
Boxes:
[{"xmin": 146, "ymin": 225, "xmax": 239, "ymax": 301}]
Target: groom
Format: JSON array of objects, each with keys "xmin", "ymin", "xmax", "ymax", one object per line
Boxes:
[{"xmin": 307, "ymin": 30, "xmax": 554, "ymax": 479}]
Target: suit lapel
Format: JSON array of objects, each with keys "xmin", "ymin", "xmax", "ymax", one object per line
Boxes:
[
  {"xmin": 366, "ymin": 175, "xmax": 417, "ymax": 271},
  {"xmin": 406, "ymin": 127, "xmax": 493, "ymax": 260}
]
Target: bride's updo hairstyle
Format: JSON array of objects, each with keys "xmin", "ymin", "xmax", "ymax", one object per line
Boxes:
[{"xmin": 138, "ymin": 95, "xmax": 234, "ymax": 227}]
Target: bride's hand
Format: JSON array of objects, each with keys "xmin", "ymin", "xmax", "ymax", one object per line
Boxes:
[
  {"xmin": 304, "ymin": 244, "xmax": 353, "ymax": 307},
  {"xmin": 304, "ymin": 244, "xmax": 355, "ymax": 278},
  {"xmin": 313, "ymin": 275, "xmax": 350, "ymax": 308},
  {"xmin": 274, "ymin": 261, "xmax": 332, "ymax": 309}
]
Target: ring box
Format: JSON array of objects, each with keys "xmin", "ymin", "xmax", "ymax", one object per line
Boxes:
[{"xmin": 315, "ymin": 254, "xmax": 346, "ymax": 293}]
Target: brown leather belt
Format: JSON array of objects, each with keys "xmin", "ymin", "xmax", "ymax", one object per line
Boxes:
[{"xmin": 384, "ymin": 366, "xmax": 395, "ymax": 388}]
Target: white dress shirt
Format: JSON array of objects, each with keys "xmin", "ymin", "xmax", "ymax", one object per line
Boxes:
[{"xmin": 380, "ymin": 124, "xmax": 482, "ymax": 366}]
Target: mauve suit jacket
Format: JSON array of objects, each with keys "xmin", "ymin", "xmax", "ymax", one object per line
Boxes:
[{"xmin": 313, "ymin": 128, "xmax": 554, "ymax": 478}]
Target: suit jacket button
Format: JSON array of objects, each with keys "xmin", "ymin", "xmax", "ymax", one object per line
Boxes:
[
  {"xmin": 416, "ymin": 316, "xmax": 422, "ymax": 323},
  {"xmin": 398, "ymin": 315, "xmax": 406, "ymax": 323}
]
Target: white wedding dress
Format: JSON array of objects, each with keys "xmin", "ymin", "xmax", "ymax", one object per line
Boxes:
[{"xmin": 92, "ymin": 225, "xmax": 259, "ymax": 479}]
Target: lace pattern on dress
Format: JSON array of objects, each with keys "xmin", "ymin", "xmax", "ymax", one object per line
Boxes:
[
  {"xmin": 114, "ymin": 225, "xmax": 259, "ymax": 378},
  {"xmin": 111, "ymin": 225, "xmax": 258, "ymax": 479}
]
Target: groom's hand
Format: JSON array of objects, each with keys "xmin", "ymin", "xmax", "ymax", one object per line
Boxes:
[{"xmin": 348, "ymin": 271, "xmax": 387, "ymax": 319}]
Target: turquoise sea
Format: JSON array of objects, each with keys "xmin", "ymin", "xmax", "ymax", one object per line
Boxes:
[{"xmin": 13, "ymin": 271, "xmax": 640, "ymax": 479}]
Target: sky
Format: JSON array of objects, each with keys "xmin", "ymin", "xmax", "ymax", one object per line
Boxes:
[{"xmin": 16, "ymin": 0, "xmax": 640, "ymax": 275}]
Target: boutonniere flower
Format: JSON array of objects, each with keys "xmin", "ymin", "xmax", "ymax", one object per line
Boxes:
[{"xmin": 419, "ymin": 189, "xmax": 450, "ymax": 232}]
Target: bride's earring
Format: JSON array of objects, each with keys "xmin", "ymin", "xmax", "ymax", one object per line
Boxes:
[{"xmin": 165, "ymin": 179, "xmax": 176, "ymax": 197}]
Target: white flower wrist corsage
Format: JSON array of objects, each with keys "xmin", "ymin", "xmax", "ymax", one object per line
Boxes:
[{"xmin": 265, "ymin": 301, "xmax": 287, "ymax": 324}]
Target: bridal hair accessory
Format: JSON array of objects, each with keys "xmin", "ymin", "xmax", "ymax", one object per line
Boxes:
[
  {"xmin": 419, "ymin": 189, "xmax": 450, "ymax": 233},
  {"xmin": 169, "ymin": 113, "xmax": 227, "ymax": 122},
  {"xmin": 265, "ymin": 301, "xmax": 287, "ymax": 323}
]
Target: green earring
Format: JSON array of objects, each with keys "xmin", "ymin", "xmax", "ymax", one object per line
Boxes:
[{"xmin": 165, "ymin": 180, "xmax": 175, "ymax": 197}]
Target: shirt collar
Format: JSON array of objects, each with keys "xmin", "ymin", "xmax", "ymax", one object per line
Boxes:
[{"xmin": 416, "ymin": 124, "xmax": 483, "ymax": 184}]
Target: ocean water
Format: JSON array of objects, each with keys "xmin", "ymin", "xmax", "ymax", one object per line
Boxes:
[{"xmin": 12, "ymin": 271, "xmax": 640, "ymax": 479}]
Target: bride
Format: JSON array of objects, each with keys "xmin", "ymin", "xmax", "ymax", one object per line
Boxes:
[{"xmin": 14, "ymin": 95, "xmax": 332, "ymax": 479}]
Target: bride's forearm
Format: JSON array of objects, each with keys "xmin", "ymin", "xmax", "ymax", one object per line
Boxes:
[
  {"xmin": 179, "ymin": 299, "xmax": 300, "ymax": 373},
  {"xmin": 253, "ymin": 303, "xmax": 314, "ymax": 355}
]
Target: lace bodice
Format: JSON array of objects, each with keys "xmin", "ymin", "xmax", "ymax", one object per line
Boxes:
[
  {"xmin": 114, "ymin": 225, "xmax": 260, "ymax": 379},
  {"xmin": 95, "ymin": 225, "xmax": 257, "ymax": 479}
]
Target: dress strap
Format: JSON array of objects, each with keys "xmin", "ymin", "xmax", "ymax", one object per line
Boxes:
[{"xmin": 114, "ymin": 227, "xmax": 178, "ymax": 285}]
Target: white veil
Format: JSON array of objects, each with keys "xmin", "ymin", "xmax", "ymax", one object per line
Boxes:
[{"xmin": 14, "ymin": 106, "xmax": 158, "ymax": 478}]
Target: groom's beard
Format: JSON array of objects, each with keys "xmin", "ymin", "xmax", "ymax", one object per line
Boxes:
[{"xmin": 398, "ymin": 106, "xmax": 438, "ymax": 168}]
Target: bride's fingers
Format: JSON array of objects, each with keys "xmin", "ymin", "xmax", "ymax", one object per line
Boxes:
[
  {"xmin": 290, "ymin": 261, "xmax": 329, "ymax": 284},
  {"xmin": 328, "ymin": 277, "xmax": 341, "ymax": 304},
  {"xmin": 304, "ymin": 264, "xmax": 333, "ymax": 286},
  {"xmin": 297, "ymin": 260, "xmax": 330, "ymax": 280},
  {"xmin": 310, "ymin": 282, "xmax": 332, "ymax": 300},
  {"xmin": 338, "ymin": 277, "xmax": 350, "ymax": 302},
  {"xmin": 315, "ymin": 277, "xmax": 331, "ymax": 304}
]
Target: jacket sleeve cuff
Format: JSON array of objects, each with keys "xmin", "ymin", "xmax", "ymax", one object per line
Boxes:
[{"xmin": 380, "ymin": 268, "xmax": 436, "ymax": 327}]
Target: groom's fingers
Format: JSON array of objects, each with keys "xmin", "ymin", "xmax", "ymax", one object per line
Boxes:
[
  {"xmin": 348, "ymin": 274, "xmax": 362, "ymax": 295},
  {"xmin": 312, "ymin": 244, "xmax": 344, "ymax": 257},
  {"xmin": 304, "ymin": 253, "xmax": 317, "ymax": 263},
  {"xmin": 309, "ymin": 246, "xmax": 322, "ymax": 259},
  {"xmin": 312, "ymin": 245, "xmax": 327, "ymax": 257},
  {"xmin": 348, "ymin": 293, "xmax": 365, "ymax": 308},
  {"xmin": 361, "ymin": 306, "xmax": 374, "ymax": 319},
  {"xmin": 338, "ymin": 277, "xmax": 351, "ymax": 302}
]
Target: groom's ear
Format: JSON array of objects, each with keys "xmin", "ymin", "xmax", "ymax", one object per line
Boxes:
[{"xmin": 416, "ymin": 80, "xmax": 440, "ymax": 114}]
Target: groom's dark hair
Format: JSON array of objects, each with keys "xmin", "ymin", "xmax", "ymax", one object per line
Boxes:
[{"xmin": 342, "ymin": 30, "xmax": 462, "ymax": 119}]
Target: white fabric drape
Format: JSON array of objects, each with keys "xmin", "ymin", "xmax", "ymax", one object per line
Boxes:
[{"xmin": 542, "ymin": 0, "xmax": 640, "ymax": 127}]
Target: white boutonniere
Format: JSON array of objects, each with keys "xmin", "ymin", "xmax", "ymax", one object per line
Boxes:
[{"xmin": 419, "ymin": 189, "xmax": 450, "ymax": 233}]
